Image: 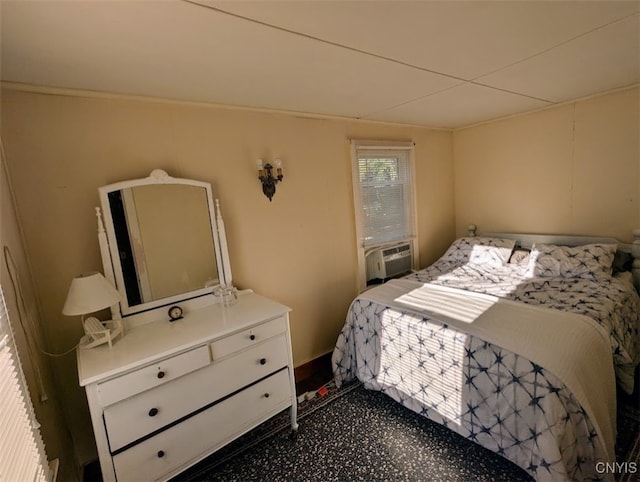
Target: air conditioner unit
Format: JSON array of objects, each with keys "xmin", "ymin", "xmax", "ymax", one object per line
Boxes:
[{"xmin": 366, "ymin": 242, "xmax": 413, "ymax": 281}]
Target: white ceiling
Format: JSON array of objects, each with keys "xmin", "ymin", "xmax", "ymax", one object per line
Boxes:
[{"xmin": 1, "ymin": 1, "xmax": 638, "ymax": 129}]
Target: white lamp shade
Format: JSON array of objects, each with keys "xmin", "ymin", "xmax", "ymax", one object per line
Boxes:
[{"xmin": 62, "ymin": 271, "xmax": 121, "ymax": 316}]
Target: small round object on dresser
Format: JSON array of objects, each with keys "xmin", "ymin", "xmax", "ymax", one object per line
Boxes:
[{"xmin": 168, "ymin": 305, "xmax": 183, "ymax": 321}]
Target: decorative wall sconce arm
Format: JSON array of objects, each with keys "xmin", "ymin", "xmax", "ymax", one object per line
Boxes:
[{"xmin": 257, "ymin": 159, "xmax": 284, "ymax": 201}]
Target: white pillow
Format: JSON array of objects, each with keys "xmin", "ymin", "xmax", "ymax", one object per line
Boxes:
[{"xmin": 440, "ymin": 237, "xmax": 515, "ymax": 267}]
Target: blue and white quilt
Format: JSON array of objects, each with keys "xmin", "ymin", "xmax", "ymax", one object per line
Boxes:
[{"xmin": 333, "ymin": 252, "xmax": 640, "ymax": 481}]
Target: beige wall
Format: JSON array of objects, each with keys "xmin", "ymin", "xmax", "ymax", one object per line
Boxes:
[
  {"xmin": 3, "ymin": 82, "xmax": 636, "ymax": 473},
  {"xmin": 453, "ymin": 86, "xmax": 639, "ymax": 241},
  {"xmin": 0, "ymin": 86, "xmax": 454, "ymax": 466},
  {"xmin": 1, "ymin": 151, "xmax": 78, "ymax": 479}
]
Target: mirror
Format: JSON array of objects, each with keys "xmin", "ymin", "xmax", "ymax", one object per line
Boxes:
[{"xmin": 98, "ymin": 170, "xmax": 227, "ymax": 316}]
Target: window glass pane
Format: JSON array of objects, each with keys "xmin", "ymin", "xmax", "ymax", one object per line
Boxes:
[
  {"xmin": 358, "ymin": 157, "xmax": 401, "ymax": 183},
  {"xmin": 357, "ymin": 150, "xmax": 413, "ymax": 246},
  {"xmin": 362, "ymin": 184, "xmax": 407, "ymax": 243}
]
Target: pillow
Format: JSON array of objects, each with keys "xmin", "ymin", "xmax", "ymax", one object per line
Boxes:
[
  {"xmin": 526, "ymin": 243, "xmax": 616, "ymax": 281},
  {"xmin": 440, "ymin": 237, "xmax": 515, "ymax": 267},
  {"xmin": 508, "ymin": 248, "xmax": 530, "ymax": 266}
]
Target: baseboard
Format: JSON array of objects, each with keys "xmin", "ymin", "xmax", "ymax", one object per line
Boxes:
[{"xmin": 294, "ymin": 352, "xmax": 332, "ymax": 384}]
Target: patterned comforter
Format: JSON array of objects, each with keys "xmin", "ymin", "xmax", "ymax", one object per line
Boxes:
[
  {"xmin": 332, "ymin": 259, "xmax": 640, "ymax": 481},
  {"xmin": 407, "ymin": 261, "xmax": 640, "ymax": 392}
]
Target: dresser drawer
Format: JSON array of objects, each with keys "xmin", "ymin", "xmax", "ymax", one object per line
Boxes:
[
  {"xmin": 104, "ymin": 334, "xmax": 289, "ymax": 451},
  {"xmin": 112, "ymin": 369, "xmax": 292, "ymax": 482},
  {"xmin": 97, "ymin": 345, "xmax": 211, "ymax": 407},
  {"xmin": 210, "ymin": 316, "xmax": 286, "ymax": 360}
]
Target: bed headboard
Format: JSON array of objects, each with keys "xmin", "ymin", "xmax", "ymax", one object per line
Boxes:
[{"xmin": 467, "ymin": 224, "xmax": 640, "ymax": 292}]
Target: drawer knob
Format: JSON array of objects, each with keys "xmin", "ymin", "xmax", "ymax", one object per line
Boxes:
[
  {"xmin": 148, "ymin": 408, "xmax": 159, "ymax": 417},
  {"xmin": 259, "ymin": 358, "xmax": 267, "ymax": 365},
  {"xmin": 250, "ymin": 334, "xmax": 256, "ymax": 341},
  {"xmin": 157, "ymin": 371, "xmax": 165, "ymax": 379},
  {"xmin": 264, "ymin": 393, "xmax": 270, "ymax": 398},
  {"xmin": 157, "ymin": 450, "xmax": 165, "ymax": 458}
]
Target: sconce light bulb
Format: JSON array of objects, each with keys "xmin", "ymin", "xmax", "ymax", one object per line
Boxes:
[
  {"xmin": 256, "ymin": 159, "xmax": 263, "ymax": 169},
  {"xmin": 275, "ymin": 159, "xmax": 282, "ymax": 168}
]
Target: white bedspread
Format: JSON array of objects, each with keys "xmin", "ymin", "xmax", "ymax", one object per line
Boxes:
[
  {"xmin": 405, "ymin": 261, "xmax": 639, "ymax": 393},
  {"xmin": 359, "ymin": 278, "xmax": 617, "ymax": 464}
]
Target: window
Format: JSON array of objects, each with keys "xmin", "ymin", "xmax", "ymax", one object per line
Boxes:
[
  {"xmin": 351, "ymin": 140, "xmax": 418, "ymax": 289},
  {"xmin": 0, "ymin": 286, "xmax": 51, "ymax": 482}
]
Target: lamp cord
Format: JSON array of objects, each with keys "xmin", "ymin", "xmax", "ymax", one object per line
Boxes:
[{"xmin": 3, "ymin": 246, "xmax": 79, "ymax": 359}]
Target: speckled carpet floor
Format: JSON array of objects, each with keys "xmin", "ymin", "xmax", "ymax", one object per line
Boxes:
[{"xmin": 173, "ymin": 381, "xmax": 640, "ymax": 482}]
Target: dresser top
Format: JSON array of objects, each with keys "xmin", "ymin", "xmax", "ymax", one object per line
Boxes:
[{"xmin": 77, "ymin": 292, "xmax": 290, "ymax": 386}]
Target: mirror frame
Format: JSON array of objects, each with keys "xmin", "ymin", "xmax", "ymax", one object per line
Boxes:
[{"xmin": 98, "ymin": 169, "xmax": 226, "ymax": 317}]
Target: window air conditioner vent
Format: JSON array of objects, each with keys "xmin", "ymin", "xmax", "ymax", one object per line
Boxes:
[{"xmin": 366, "ymin": 242, "xmax": 413, "ymax": 282}]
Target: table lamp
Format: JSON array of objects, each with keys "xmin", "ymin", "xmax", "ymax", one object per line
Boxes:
[{"xmin": 63, "ymin": 271, "xmax": 123, "ymax": 349}]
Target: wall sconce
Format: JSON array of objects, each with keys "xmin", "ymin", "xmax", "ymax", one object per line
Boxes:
[{"xmin": 257, "ymin": 159, "xmax": 283, "ymax": 202}]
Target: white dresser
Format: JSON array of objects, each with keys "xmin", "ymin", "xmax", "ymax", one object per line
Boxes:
[{"xmin": 77, "ymin": 292, "xmax": 297, "ymax": 482}]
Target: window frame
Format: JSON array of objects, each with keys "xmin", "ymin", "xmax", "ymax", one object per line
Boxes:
[{"xmin": 350, "ymin": 140, "xmax": 419, "ymax": 290}]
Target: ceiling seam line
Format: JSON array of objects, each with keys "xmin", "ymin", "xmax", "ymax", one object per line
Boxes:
[
  {"xmin": 181, "ymin": 0, "xmax": 579, "ymax": 109},
  {"xmin": 365, "ymin": 9, "xmax": 640, "ymax": 111},
  {"xmin": 184, "ymin": 1, "xmax": 638, "ymax": 82},
  {"xmin": 469, "ymin": 11, "xmax": 640, "ymax": 82},
  {"xmin": 359, "ymin": 82, "xmax": 468, "ymax": 118},
  {"xmin": 467, "ymin": 81, "xmax": 553, "ymax": 103},
  {"xmin": 180, "ymin": 0, "xmax": 470, "ymax": 83},
  {"xmin": 360, "ymin": 79, "xmax": 552, "ymax": 121},
  {"xmin": 453, "ymin": 12, "xmax": 639, "ymax": 104}
]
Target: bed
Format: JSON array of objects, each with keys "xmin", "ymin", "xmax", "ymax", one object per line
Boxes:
[{"xmin": 332, "ymin": 229, "xmax": 640, "ymax": 481}]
